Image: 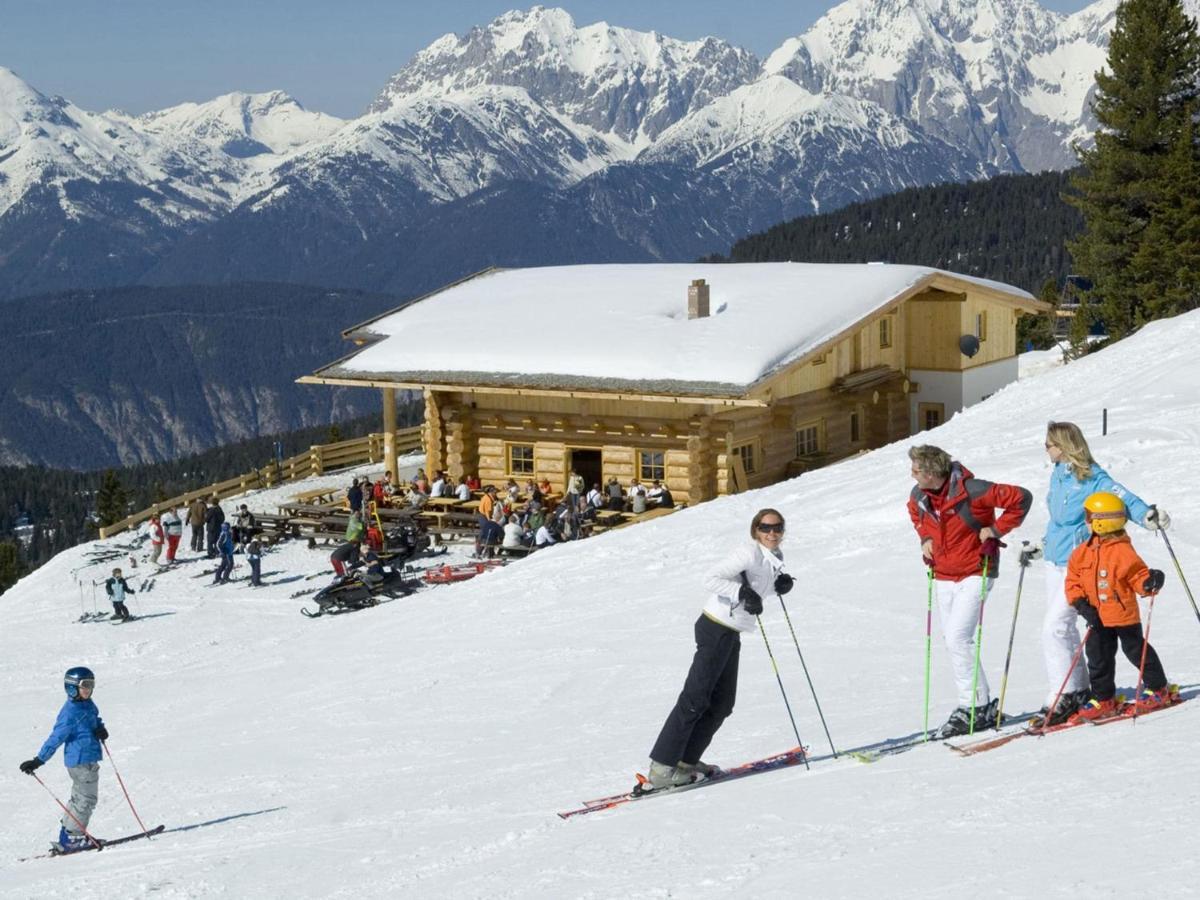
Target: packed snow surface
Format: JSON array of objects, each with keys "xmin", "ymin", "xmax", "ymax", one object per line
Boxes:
[
  {"xmin": 339, "ymin": 262, "xmax": 1033, "ymax": 387},
  {"xmin": 3, "ymin": 311, "xmax": 1200, "ymax": 897}
]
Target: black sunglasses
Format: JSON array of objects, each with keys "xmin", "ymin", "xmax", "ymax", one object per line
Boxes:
[{"xmin": 756, "ymin": 522, "xmax": 785, "ymax": 533}]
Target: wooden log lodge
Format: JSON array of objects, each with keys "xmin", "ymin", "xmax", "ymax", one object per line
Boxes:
[{"xmin": 300, "ymin": 263, "xmax": 1048, "ymax": 507}]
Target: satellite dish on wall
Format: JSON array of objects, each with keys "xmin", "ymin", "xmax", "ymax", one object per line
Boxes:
[{"xmin": 959, "ymin": 334, "xmax": 981, "ymax": 358}]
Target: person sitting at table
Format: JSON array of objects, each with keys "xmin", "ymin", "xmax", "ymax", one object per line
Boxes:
[
  {"xmin": 648, "ymin": 479, "xmax": 674, "ymax": 510},
  {"xmin": 505, "ymin": 479, "xmax": 521, "ymax": 504},
  {"xmin": 430, "ymin": 471, "xmax": 448, "ymax": 498},
  {"xmin": 502, "ymin": 514, "xmax": 528, "ymax": 552},
  {"xmin": 606, "ymin": 476, "xmax": 625, "ymax": 511},
  {"xmin": 535, "ymin": 518, "xmax": 559, "ymax": 547},
  {"xmin": 455, "ymin": 476, "xmax": 472, "ymax": 501},
  {"xmin": 629, "ymin": 479, "xmax": 648, "ymax": 514},
  {"xmin": 467, "ymin": 474, "xmax": 481, "ymax": 491},
  {"xmin": 526, "ymin": 503, "xmax": 545, "ymax": 534},
  {"xmin": 584, "ymin": 483, "xmax": 601, "ymax": 509},
  {"xmin": 360, "ymin": 477, "xmax": 373, "ymax": 513},
  {"xmin": 538, "ymin": 476, "xmax": 553, "ymax": 497},
  {"xmin": 413, "ymin": 469, "xmax": 430, "ymax": 495},
  {"xmin": 525, "ymin": 479, "xmax": 543, "ymax": 504}
]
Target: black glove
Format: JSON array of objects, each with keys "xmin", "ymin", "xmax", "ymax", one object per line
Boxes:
[
  {"xmin": 1071, "ymin": 599, "xmax": 1101, "ymax": 631},
  {"xmin": 1018, "ymin": 542, "xmax": 1043, "ymax": 568},
  {"xmin": 19, "ymin": 758, "xmax": 43, "ymax": 775},
  {"xmin": 739, "ymin": 582, "xmax": 763, "ymax": 616},
  {"xmin": 1143, "ymin": 569, "xmax": 1165, "ymax": 594},
  {"xmin": 94, "ymin": 725, "xmax": 108, "ymax": 741},
  {"xmin": 774, "ymin": 573, "xmax": 794, "ymax": 596}
]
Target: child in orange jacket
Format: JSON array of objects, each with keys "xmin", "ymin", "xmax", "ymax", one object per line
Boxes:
[{"xmin": 1064, "ymin": 492, "xmax": 1174, "ymax": 722}]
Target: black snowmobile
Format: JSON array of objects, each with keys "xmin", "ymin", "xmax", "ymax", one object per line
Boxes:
[{"xmin": 300, "ymin": 522, "xmax": 429, "ymax": 618}]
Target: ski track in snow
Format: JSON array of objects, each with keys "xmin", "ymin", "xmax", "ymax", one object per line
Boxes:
[{"xmin": 3, "ymin": 312, "xmax": 1200, "ymax": 897}]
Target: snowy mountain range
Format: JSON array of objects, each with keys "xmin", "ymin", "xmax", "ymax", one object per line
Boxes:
[{"xmin": 1, "ymin": 0, "xmax": 1197, "ymax": 300}]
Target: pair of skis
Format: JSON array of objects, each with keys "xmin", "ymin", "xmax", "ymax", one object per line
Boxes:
[
  {"xmin": 20, "ymin": 825, "xmax": 164, "ymax": 862},
  {"xmin": 947, "ymin": 691, "xmax": 1185, "ymax": 756},
  {"xmin": 559, "ymin": 747, "xmax": 809, "ymax": 819}
]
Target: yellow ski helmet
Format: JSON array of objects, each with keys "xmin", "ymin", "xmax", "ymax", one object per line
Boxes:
[{"xmin": 1084, "ymin": 492, "xmax": 1127, "ymax": 535}]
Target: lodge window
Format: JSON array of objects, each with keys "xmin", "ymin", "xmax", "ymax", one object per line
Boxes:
[
  {"xmin": 733, "ymin": 441, "xmax": 758, "ymax": 475},
  {"xmin": 879, "ymin": 316, "xmax": 892, "ymax": 349},
  {"xmin": 976, "ymin": 310, "xmax": 988, "ymax": 342},
  {"xmin": 795, "ymin": 421, "xmax": 822, "ymax": 457},
  {"xmin": 849, "ymin": 406, "xmax": 864, "ymax": 444},
  {"xmin": 919, "ymin": 402, "xmax": 944, "ymax": 432},
  {"xmin": 639, "ymin": 450, "xmax": 665, "ymax": 482},
  {"xmin": 507, "ymin": 443, "xmax": 535, "ymax": 475},
  {"xmin": 811, "ymin": 350, "xmax": 828, "ymax": 365}
]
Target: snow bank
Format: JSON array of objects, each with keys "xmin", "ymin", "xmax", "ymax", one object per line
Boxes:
[{"xmin": 2, "ymin": 311, "xmax": 1199, "ymax": 897}]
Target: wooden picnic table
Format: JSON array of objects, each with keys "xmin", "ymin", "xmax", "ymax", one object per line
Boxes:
[
  {"xmin": 293, "ymin": 486, "xmax": 340, "ymax": 506},
  {"xmin": 423, "ymin": 497, "xmax": 464, "ymax": 509}
]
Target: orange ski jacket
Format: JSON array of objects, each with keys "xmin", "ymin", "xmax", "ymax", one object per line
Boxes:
[{"xmin": 1064, "ymin": 533, "xmax": 1153, "ymax": 627}]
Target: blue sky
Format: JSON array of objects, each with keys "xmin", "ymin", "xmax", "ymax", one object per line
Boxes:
[{"xmin": 1, "ymin": 0, "xmax": 1096, "ymax": 117}]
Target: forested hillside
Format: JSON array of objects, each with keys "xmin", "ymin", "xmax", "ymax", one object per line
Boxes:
[
  {"xmin": 714, "ymin": 171, "xmax": 1082, "ymax": 293},
  {"xmin": 0, "ymin": 407, "xmax": 423, "ymax": 592},
  {"xmin": 0, "ymin": 283, "xmax": 408, "ymax": 468}
]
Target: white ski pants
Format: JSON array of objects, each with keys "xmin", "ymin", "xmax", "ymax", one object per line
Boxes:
[
  {"xmin": 1041, "ymin": 562, "xmax": 1089, "ymax": 705},
  {"xmin": 936, "ymin": 576, "xmax": 991, "ymax": 708},
  {"xmin": 63, "ymin": 763, "xmax": 99, "ymax": 834}
]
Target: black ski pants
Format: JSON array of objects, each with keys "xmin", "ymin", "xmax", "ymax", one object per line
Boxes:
[
  {"xmin": 650, "ymin": 614, "xmax": 740, "ymax": 767},
  {"xmin": 1085, "ymin": 622, "xmax": 1167, "ymax": 700}
]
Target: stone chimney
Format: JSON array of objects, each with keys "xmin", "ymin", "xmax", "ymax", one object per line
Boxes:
[{"xmin": 687, "ymin": 278, "xmax": 710, "ymax": 319}]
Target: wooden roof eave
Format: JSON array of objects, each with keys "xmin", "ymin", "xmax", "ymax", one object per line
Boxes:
[
  {"xmin": 742, "ymin": 272, "xmax": 1047, "ymax": 403},
  {"xmin": 295, "ymin": 374, "xmax": 768, "ymax": 408}
]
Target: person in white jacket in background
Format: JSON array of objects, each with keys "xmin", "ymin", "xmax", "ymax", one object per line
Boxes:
[{"xmin": 645, "ymin": 507, "xmax": 795, "ymax": 789}]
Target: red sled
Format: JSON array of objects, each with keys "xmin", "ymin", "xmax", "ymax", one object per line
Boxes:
[{"xmin": 422, "ymin": 560, "xmax": 506, "ymax": 584}]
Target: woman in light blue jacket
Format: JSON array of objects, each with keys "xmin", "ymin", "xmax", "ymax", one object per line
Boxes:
[{"xmin": 1030, "ymin": 421, "xmax": 1170, "ymax": 724}]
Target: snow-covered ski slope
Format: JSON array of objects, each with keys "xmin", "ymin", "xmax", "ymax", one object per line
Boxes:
[{"xmin": 4, "ymin": 311, "xmax": 1200, "ymax": 898}]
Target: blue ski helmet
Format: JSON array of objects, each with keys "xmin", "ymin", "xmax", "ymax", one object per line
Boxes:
[{"xmin": 64, "ymin": 666, "xmax": 95, "ymax": 700}]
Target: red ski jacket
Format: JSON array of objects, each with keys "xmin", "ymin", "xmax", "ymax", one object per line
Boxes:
[{"xmin": 907, "ymin": 463, "xmax": 1032, "ymax": 582}]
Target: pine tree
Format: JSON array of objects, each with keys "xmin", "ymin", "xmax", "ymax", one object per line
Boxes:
[
  {"xmin": 95, "ymin": 469, "xmax": 130, "ymax": 527},
  {"xmin": 1067, "ymin": 0, "xmax": 1200, "ymax": 337},
  {"xmin": 1131, "ymin": 119, "xmax": 1200, "ymax": 319},
  {"xmin": 0, "ymin": 541, "xmax": 27, "ymax": 594},
  {"xmin": 1019, "ymin": 279, "xmax": 1060, "ymax": 350}
]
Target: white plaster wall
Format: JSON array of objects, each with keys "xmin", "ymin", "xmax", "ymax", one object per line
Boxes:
[{"xmin": 908, "ymin": 357, "xmax": 1018, "ymax": 434}]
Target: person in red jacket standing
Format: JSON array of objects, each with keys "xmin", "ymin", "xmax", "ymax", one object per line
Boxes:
[{"xmin": 907, "ymin": 445, "xmax": 1032, "ymax": 737}]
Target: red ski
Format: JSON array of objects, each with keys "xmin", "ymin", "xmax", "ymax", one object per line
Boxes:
[{"xmin": 559, "ymin": 747, "xmax": 807, "ymax": 819}]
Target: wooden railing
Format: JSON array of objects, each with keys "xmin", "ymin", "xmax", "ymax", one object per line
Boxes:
[{"xmin": 98, "ymin": 426, "xmax": 423, "ymax": 538}]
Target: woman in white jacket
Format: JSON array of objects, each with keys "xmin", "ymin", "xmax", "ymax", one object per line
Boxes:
[{"xmin": 646, "ymin": 508, "xmax": 794, "ymax": 788}]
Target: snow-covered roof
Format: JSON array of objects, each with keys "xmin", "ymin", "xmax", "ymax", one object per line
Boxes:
[{"xmin": 315, "ymin": 262, "xmax": 1038, "ymax": 397}]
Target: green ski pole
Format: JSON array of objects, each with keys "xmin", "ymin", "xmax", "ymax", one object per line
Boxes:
[
  {"xmin": 924, "ymin": 567, "xmax": 933, "ymax": 741},
  {"xmin": 968, "ymin": 558, "xmax": 990, "ymax": 736}
]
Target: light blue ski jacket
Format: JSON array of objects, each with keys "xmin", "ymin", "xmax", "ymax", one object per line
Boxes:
[
  {"xmin": 1043, "ymin": 462, "xmax": 1150, "ymax": 565},
  {"xmin": 38, "ymin": 699, "xmax": 104, "ymax": 767}
]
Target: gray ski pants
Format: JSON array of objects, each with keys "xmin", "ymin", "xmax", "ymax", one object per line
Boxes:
[{"xmin": 62, "ymin": 763, "xmax": 99, "ymax": 834}]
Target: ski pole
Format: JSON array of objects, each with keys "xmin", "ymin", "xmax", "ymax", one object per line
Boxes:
[
  {"xmin": 101, "ymin": 739, "xmax": 152, "ymax": 837},
  {"xmin": 1155, "ymin": 521, "xmax": 1198, "ymax": 626},
  {"xmin": 777, "ymin": 593, "xmax": 838, "ymax": 757},
  {"xmin": 30, "ymin": 773, "xmax": 103, "ymax": 850},
  {"xmin": 923, "ymin": 567, "xmax": 933, "ymax": 742},
  {"xmin": 1037, "ymin": 626, "xmax": 1091, "ymax": 735},
  {"xmin": 1131, "ymin": 593, "xmax": 1158, "ymax": 726},
  {"xmin": 968, "ymin": 558, "xmax": 990, "ymax": 735},
  {"xmin": 756, "ymin": 616, "xmax": 809, "ymax": 769},
  {"xmin": 995, "ymin": 544, "xmax": 1030, "ymax": 729}
]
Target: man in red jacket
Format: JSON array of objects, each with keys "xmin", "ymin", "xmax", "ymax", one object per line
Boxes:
[{"xmin": 908, "ymin": 445, "xmax": 1032, "ymax": 737}]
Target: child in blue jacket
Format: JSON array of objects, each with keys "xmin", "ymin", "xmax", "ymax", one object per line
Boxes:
[{"xmin": 19, "ymin": 666, "xmax": 108, "ymax": 852}]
